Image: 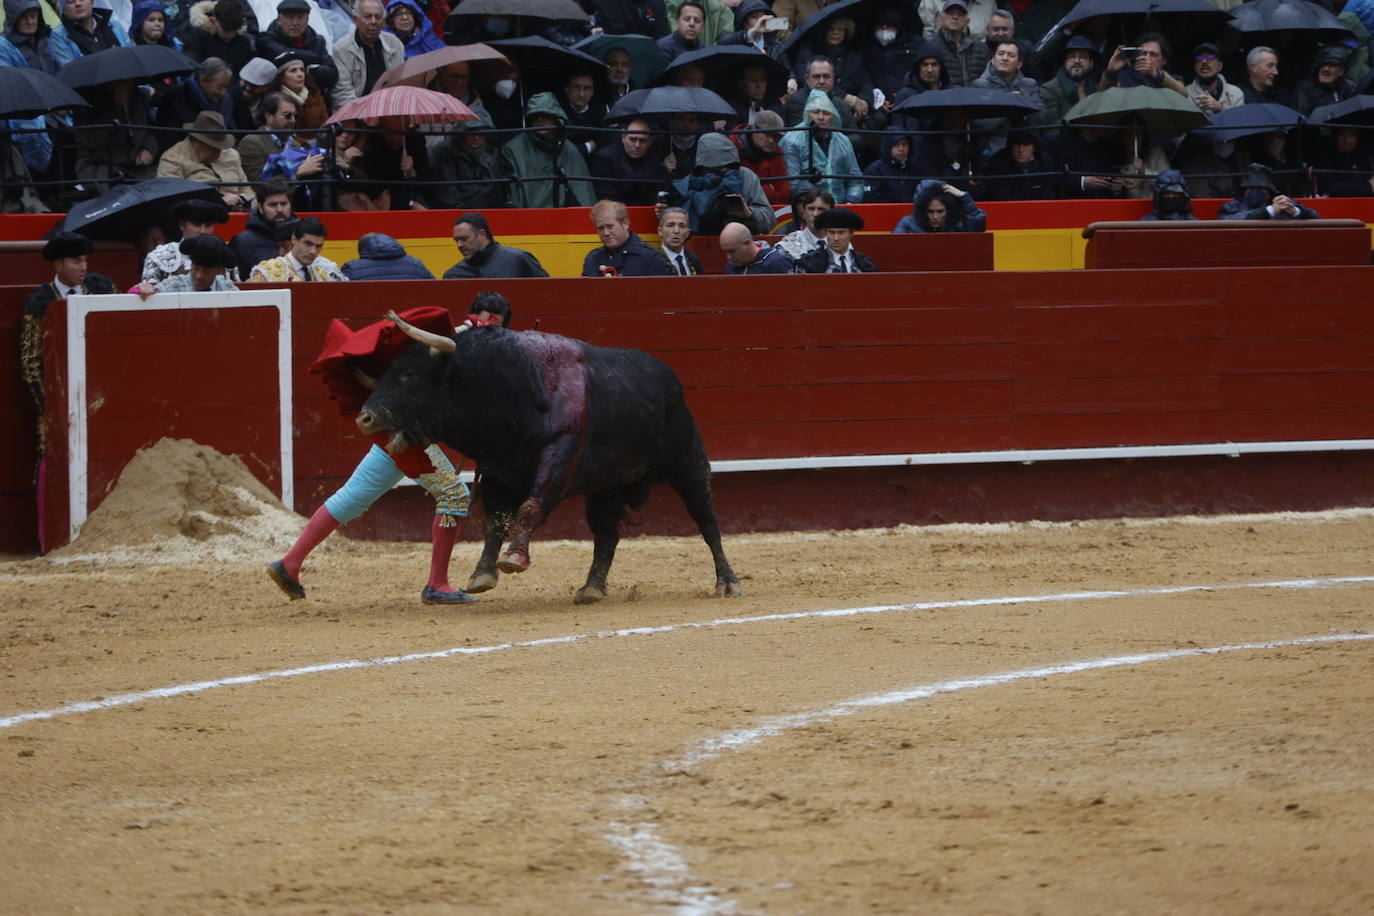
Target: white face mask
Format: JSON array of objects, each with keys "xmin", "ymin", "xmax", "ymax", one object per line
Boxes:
[
  {"xmin": 875, "ymin": 28, "xmax": 897, "ymax": 46},
  {"xmin": 494, "ymin": 79, "xmax": 517, "ymax": 99}
]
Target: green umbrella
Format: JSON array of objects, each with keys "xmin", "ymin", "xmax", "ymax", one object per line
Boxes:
[
  {"xmin": 1063, "ymin": 86, "xmax": 1212, "ymax": 133},
  {"xmin": 573, "ymin": 34, "xmax": 667, "ymax": 91}
]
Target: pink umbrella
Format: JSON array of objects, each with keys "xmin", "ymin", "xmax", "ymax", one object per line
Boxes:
[{"xmin": 325, "ymin": 86, "xmax": 479, "ymax": 126}]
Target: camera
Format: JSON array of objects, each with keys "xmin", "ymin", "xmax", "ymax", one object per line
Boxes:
[
  {"xmin": 1119, "ymin": 46, "xmax": 1142, "ymax": 64},
  {"xmin": 656, "ymin": 190, "xmax": 671, "ymax": 205}
]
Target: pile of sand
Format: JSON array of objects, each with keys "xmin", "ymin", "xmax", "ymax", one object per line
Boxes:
[{"xmin": 51, "ymin": 438, "xmax": 326, "ymax": 567}]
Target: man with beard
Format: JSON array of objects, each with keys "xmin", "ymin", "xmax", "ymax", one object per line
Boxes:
[
  {"xmin": 591, "ymin": 118, "xmax": 669, "ymax": 206},
  {"xmin": 1187, "ymin": 42, "xmax": 1244, "ymax": 114},
  {"xmin": 231, "ymin": 178, "xmax": 296, "ymax": 276},
  {"xmin": 1040, "ymin": 35, "xmax": 1099, "ymax": 126},
  {"xmin": 600, "ymin": 47, "xmax": 636, "ymax": 102},
  {"xmin": 443, "ymin": 212, "xmax": 548, "ymax": 279}
]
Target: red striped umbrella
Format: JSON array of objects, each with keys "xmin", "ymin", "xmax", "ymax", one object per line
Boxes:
[{"xmin": 325, "ymin": 86, "xmax": 479, "ymax": 126}]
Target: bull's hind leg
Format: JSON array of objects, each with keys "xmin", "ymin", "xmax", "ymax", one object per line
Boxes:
[
  {"xmin": 575, "ymin": 491, "xmax": 624, "ymax": 604},
  {"xmin": 669, "ymin": 455, "xmax": 742, "ymax": 598}
]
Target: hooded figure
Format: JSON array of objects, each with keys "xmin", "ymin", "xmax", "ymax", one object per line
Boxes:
[
  {"xmin": 385, "ymin": 0, "xmax": 443, "ymax": 58},
  {"xmin": 497, "ymin": 92, "xmax": 596, "ymax": 209},
  {"xmin": 672, "ymin": 132, "xmax": 774, "ymax": 235},
  {"xmin": 1218, "ymin": 164, "xmax": 1321, "ymax": 220},
  {"xmin": 893, "ymin": 178, "xmax": 987, "ymax": 233},
  {"xmin": 0, "ymin": 0, "xmax": 81, "ymax": 73},
  {"xmin": 864, "ymin": 5, "xmax": 922, "ymax": 99},
  {"xmin": 428, "ymin": 109, "xmax": 510, "ymax": 210},
  {"xmin": 718, "ymin": 0, "xmax": 783, "ymax": 56},
  {"xmin": 1296, "ymin": 46, "xmax": 1356, "ymax": 117},
  {"xmin": 1138, "ymin": 168, "xmax": 1195, "ymax": 221},
  {"xmin": 341, "ymin": 233, "xmax": 436, "ymax": 280},
  {"xmin": 862, "ymin": 126, "xmax": 921, "ymax": 203},
  {"xmin": 891, "ymin": 38, "xmax": 949, "ymax": 132},
  {"xmin": 780, "ymin": 89, "xmax": 864, "ymax": 204},
  {"xmin": 129, "ymin": 0, "xmax": 181, "ymax": 48},
  {"xmin": 980, "ymin": 129, "xmax": 1057, "ymax": 201}
]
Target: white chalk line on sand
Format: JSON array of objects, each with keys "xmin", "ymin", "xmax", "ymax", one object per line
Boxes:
[
  {"xmin": 3, "ymin": 574, "xmax": 1372, "ymax": 733},
  {"xmin": 607, "ymin": 630, "xmax": 1374, "ymax": 915}
]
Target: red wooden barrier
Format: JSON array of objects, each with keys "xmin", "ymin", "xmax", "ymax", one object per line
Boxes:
[
  {"xmin": 1083, "ymin": 221, "xmax": 1372, "ymax": 269},
  {"xmin": 686, "ymin": 232, "xmax": 995, "ymax": 274},
  {"xmin": 0, "ymin": 242, "xmax": 144, "ymax": 290}
]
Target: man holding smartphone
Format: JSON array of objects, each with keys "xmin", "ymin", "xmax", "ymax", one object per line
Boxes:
[{"xmin": 1100, "ymin": 34, "xmax": 1187, "ymax": 96}]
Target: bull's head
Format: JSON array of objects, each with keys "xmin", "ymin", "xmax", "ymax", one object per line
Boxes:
[{"xmin": 354, "ymin": 311, "xmax": 457, "ymax": 454}]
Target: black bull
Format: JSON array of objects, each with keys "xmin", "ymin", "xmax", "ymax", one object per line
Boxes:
[{"xmin": 355, "ymin": 323, "xmax": 742, "ymax": 604}]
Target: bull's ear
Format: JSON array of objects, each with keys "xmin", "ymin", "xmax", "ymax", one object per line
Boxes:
[{"xmin": 388, "ymin": 309, "xmax": 456, "ymax": 354}]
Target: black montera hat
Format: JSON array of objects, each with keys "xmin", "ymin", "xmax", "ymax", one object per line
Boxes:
[
  {"xmin": 171, "ymin": 198, "xmax": 229, "ymax": 224},
  {"xmin": 814, "ymin": 207, "xmax": 864, "ymax": 231},
  {"xmin": 42, "ymin": 230, "xmax": 92, "ymax": 261},
  {"xmin": 179, "ymin": 234, "xmax": 238, "ymax": 269}
]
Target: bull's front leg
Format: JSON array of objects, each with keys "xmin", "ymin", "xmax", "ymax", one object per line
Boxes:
[
  {"xmin": 467, "ymin": 479, "xmax": 517, "ymax": 594},
  {"xmin": 496, "ymin": 435, "xmax": 579, "ymax": 574}
]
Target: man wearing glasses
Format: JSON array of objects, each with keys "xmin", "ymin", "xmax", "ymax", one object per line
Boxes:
[
  {"xmin": 1100, "ymin": 33, "xmax": 1187, "ymax": 96},
  {"xmin": 1187, "ymin": 42, "xmax": 1244, "ymax": 114}
]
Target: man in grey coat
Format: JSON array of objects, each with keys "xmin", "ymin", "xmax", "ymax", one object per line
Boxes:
[{"xmin": 331, "ymin": 0, "xmax": 404, "ymax": 108}]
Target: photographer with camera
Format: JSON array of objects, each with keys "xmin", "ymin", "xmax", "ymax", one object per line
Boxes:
[
  {"xmin": 1100, "ymin": 35, "xmax": 1187, "ymax": 96},
  {"xmin": 661, "ymin": 132, "xmax": 774, "ymax": 236}
]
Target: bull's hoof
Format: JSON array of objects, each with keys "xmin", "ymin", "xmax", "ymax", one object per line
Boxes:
[
  {"xmin": 496, "ymin": 551, "xmax": 530, "ymax": 574},
  {"xmin": 574, "ymin": 585, "xmax": 606, "ymax": 605},
  {"xmin": 714, "ymin": 579, "xmax": 743, "ymax": 598},
  {"xmin": 268, "ymin": 561, "xmax": 306, "ymax": 600},
  {"xmin": 466, "ymin": 570, "xmax": 499, "ymax": 594}
]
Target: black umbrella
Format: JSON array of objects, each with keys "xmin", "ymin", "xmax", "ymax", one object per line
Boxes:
[
  {"xmin": 0, "ymin": 67, "xmax": 90, "ymax": 120},
  {"xmin": 656, "ymin": 45, "xmax": 791, "ymax": 99},
  {"xmin": 605, "ymin": 86, "xmax": 740, "ymax": 123},
  {"xmin": 1193, "ymin": 102, "xmax": 1301, "ymax": 143},
  {"xmin": 57, "ymin": 45, "xmax": 200, "ymax": 90},
  {"xmin": 448, "ymin": 0, "xmax": 588, "ymax": 19},
  {"xmin": 54, "ymin": 178, "xmax": 221, "ymax": 241},
  {"xmin": 1057, "ymin": 0, "xmax": 1233, "ymax": 28},
  {"xmin": 487, "ymin": 35, "xmax": 606, "ymax": 96},
  {"xmin": 1308, "ymin": 96, "xmax": 1374, "ymax": 127},
  {"xmin": 1228, "ymin": 0, "xmax": 1353, "ymax": 41},
  {"xmin": 778, "ymin": 0, "xmax": 869, "ymax": 63},
  {"xmin": 891, "ymin": 87, "xmax": 1041, "ymax": 120}
]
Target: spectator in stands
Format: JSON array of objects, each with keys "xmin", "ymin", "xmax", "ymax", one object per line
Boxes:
[
  {"xmin": 432, "ymin": 60, "xmax": 490, "ymax": 123},
  {"xmin": 776, "ymin": 186, "xmax": 832, "ymax": 258},
  {"xmin": 591, "ymin": 118, "xmax": 669, "ymax": 206},
  {"xmin": 732, "ymin": 111, "xmax": 790, "ymax": 208},
  {"xmin": 672, "ymin": 133, "xmax": 774, "ymax": 236},
  {"xmin": 156, "ymin": 57, "xmax": 238, "ymax": 151},
  {"xmin": 656, "ymin": 1, "xmax": 703, "ymax": 63},
  {"xmin": 237, "ymin": 91, "xmax": 308, "ymax": 182},
  {"xmin": 782, "ymin": 91, "xmax": 864, "ymax": 205},
  {"xmin": 331, "ymin": 0, "xmax": 403, "ymax": 108},
  {"xmin": 601, "ymin": 47, "xmax": 637, "ymax": 102},
  {"xmin": 971, "ymin": 39, "xmax": 1045, "ymax": 157},
  {"xmin": 1040, "ymin": 36, "xmax": 1099, "ymax": 127},
  {"xmin": 920, "ymin": 0, "xmax": 995, "ymax": 40},
  {"xmin": 73, "ymin": 78, "xmax": 158, "ymax": 185},
  {"xmin": 271, "ymin": 57, "xmax": 329, "ymax": 130},
  {"xmin": 1296, "ymin": 46, "xmax": 1356, "ymax": 117},
  {"xmin": 0, "ymin": 132, "xmax": 45, "ymax": 212},
  {"xmin": 720, "ymin": 221, "xmax": 794, "ymax": 274},
  {"xmin": 1218, "ymin": 164, "xmax": 1320, "ymax": 220},
  {"xmin": 931, "ymin": 1, "xmax": 988, "ymax": 88},
  {"xmin": 130, "ymin": 1, "xmax": 180, "ymax": 49},
  {"xmin": 792, "ymin": 17, "xmax": 873, "ymax": 113},
  {"xmin": 231, "ymin": 177, "xmax": 295, "ymax": 276},
  {"xmin": 666, "ymin": 111, "xmax": 703, "ymax": 178},
  {"xmin": 259, "ymin": 0, "xmax": 339, "ymax": 93},
  {"xmin": 594, "ymin": 0, "xmax": 669, "ymax": 39},
  {"xmin": 1115, "ymin": 125, "xmax": 1171, "ymax": 200},
  {"xmin": 894, "ymin": 180, "xmax": 987, "ymax": 232},
  {"xmin": 249, "ymin": 216, "xmax": 348, "ymax": 281},
  {"xmin": 1236, "ymin": 128, "xmax": 1306, "ymax": 197},
  {"xmin": 670, "ymin": 0, "xmax": 732, "ymax": 45},
  {"xmin": 1, "ymin": 0, "xmax": 80, "ymax": 73},
  {"xmin": 783, "ymin": 57, "xmax": 858, "ymax": 131},
  {"xmin": 863, "ymin": 5, "xmax": 922, "ymax": 104},
  {"xmin": 356, "ymin": 114, "xmax": 428, "ymax": 210},
  {"xmin": 559, "ymin": 69, "xmax": 609, "ymax": 155},
  {"xmin": 723, "ymin": 58, "xmax": 786, "ymax": 129},
  {"xmin": 1138, "ymin": 169, "xmax": 1196, "ymax": 221},
  {"xmin": 499, "ymin": 92, "xmax": 596, "ymax": 209},
  {"xmin": 1059, "ymin": 123, "xmax": 1125, "ymax": 198},
  {"xmin": 1186, "ymin": 42, "xmax": 1243, "ymax": 115},
  {"xmin": 1309, "ymin": 126, "xmax": 1374, "ymax": 197},
  {"xmin": 665, "ymin": 61, "xmax": 706, "ymax": 89},
  {"xmin": 983, "ymin": 8, "xmax": 1035, "ymax": 71},
  {"xmin": 862, "ymin": 127, "xmax": 920, "ymax": 204},
  {"xmin": 1101, "ymin": 34, "xmax": 1185, "ymax": 95},
  {"xmin": 341, "ymin": 233, "xmax": 434, "ymax": 279},
  {"xmin": 582, "ymin": 200, "xmax": 670, "ymax": 277},
  {"xmin": 980, "ymin": 129, "xmax": 1057, "ymax": 201},
  {"xmin": 384, "ymin": 0, "xmax": 442, "ymax": 58},
  {"xmin": 796, "ymin": 207, "xmax": 878, "ymax": 273},
  {"xmin": 139, "ymin": 235, "xmax": 242, "ymax": 294},
  {"xmin": 183, "ymin": 0, "xmax": 257, "ymax": 76},
  {"xmin": 142, "ymin": 198, "xmax": 237, "ymax": 284},
  {"xmin": 658, "ymin": 207, "xmax": 701, "ymax": 276},
  {"xmin": 892, "ymin": 40, "xmax": 950, "ymax": 132},
  {"xmin": 428, "ymin": 110, "xmax": 510, "ymax": 210},
  {"xmin": 157, "ymin": 112, "xmax": 252, "ymax": 209},
  {"xmin": 230, "ymin": 57, "xmax": 278, "ymax": 129},
  {"xmin": 718, "ymin": 0, "xmax": 785, "ymax": 62},
  {"xmin": 1171, "ymin": 130, "xmax": 1239, "ymax": 200},
  {"xmin": 1241, "ymin": 46, "xmax": 1290, "ymax": 107},
  {"xmin": 443, "ymin": 212, "xmax": 548, "ymax": 279},
  {"xmin": 62, "ymin": 0, "xmax": 131, "ymax": 56}
]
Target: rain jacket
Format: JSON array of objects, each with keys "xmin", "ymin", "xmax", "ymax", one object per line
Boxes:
[
  {"xmin": 725, "ymin": 241, "xmax": 794, "ymax": 275},
  {"xmin": 230, "ymin": 206, "xmax": 286, "ymax": 278},
  {"xmin": 0, "ymin": 0, "xmax": 80, "ymax": 73},
  {"xmin": 780, "ymin": 90, "xmax": 863, "ymax": 204},
  {"xmin": 718, "ymin": 0, "xmax": 783, "ymax": 56},
  {"xmin": 130, "ymin": 0, "xmax": 181, "ymax": 48},
  {"xmin": 385, "ymin": 0, "xmax": 443, "ymax": 58},
  {"xmin": 444, "ymin": 240, "xmax": 548, "ymax": 279},
  {"xmin": 934, "ymin": 24, "xmax": 986, "ymax": 88},
  {"xmin": 893, "ymin": 179, "xmax": 987, "ymax": 233},
  {"xmin": 672, "ymin": 132, "xmax": 773, "ymax": 235},
  {"xmin": 61, "ymin": 3, "xmax": 131, "ymax": 56},
  {"xmin": 891, "ymin": 39, "xmax": 949, "ymax": 131},
  {"xmin": 428, "ymin": 111, "xmax": 510, "ymax": 210},
  {"xmin": 341, "ymin": 233, "xmax": 435, "ymax": 280},
  {"xmin": 862, "ymin": 126, "xmax": 919, "ymax": 204},
  {"xmin": 980, "ymin": 132, "xmax": 1058, "ymax": 201},
  {"xmin": 1138, "ymin": 168, "xmax": 1196, "ymax": 221},
  {"xmin": 581, "ymin": 231, "xmax": 670, "ymax": 276},
  {"xmin": 732, "ymin": 126, "xmax": 790, "ymax": 207},
  {"xmin": 497, "ymin": 92, "xmax": 596, "ymax": 209},
  {"xmin": 1295, "ymin": 46, "xmax": 1357, "ymax": 117}
]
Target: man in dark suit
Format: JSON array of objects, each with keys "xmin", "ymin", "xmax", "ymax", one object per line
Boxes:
[
  {"xmin": 658, "ymin": 207, "xmax": 702, "ymax": 276},
  {"xmin": 795, "ymin": 207, "xmax": 879, "ymax": 273}
]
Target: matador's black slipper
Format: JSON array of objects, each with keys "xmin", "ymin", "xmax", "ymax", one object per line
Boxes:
[
  {"xmin": 268, "ymin": 561, "xmax": 306, "ymax": 600},
  {"xmin": 422, "ymin": 585, "xmax": 478, "ymax": 604}
]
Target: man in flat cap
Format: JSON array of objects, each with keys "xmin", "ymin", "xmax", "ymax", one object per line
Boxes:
[
  {"xmin": 140, "ymin": 198, "xmax": 241, "ymax": 287},
  {"xmin": 20, "ymin": 231, "xmax": 115, "ymax": 553},
  {"xmin": 138, "ymin": 236, "xmax": 243, "ymax": 295},
  {"xmin": 795, "ymin": 207, "xmax": 879, "ymax": 273},
  {"xmin": 258, "ymin": 0, "xmax": 339, "ymax": 92}
]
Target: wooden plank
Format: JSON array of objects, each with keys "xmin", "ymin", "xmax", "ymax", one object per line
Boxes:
[
  {"xmin": 686, "ymin": 380, "xmax": 1013, "ymax": 424},
  {"xmin": 1222, "ymin": 408, "xmax": 1374, "ymax": 441},
  {"xmin": 1011, "ymin": 412, "xmax": 1224, "ymax": 449},
  {"xmin": 699, "ymin": 416, "xmax": 1014, "ymax": 459},
  {"xmin": 1221, "ymin": 373, "xmax": 1374, "ymax": 410},
  {"xmin": 1014, "ymin": 376, "xmax": 1221, "ymax": 415},
  {"xmin": 1014, "ymin": 339, "xmax": 1222, "ymax": 378},
  {"xmin": 1221, "ymin": 338, "xmax": 1374, "ymax": 374}
]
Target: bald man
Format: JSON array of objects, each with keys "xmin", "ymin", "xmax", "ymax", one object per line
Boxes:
[{"xmin": 720, "ymin": 222, "xmax": 794, "ymax": 275}]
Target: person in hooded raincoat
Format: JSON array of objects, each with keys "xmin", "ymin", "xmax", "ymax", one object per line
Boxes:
[
  {"xmin": 384, "ymin": 0, "xmax": 442, "ymax": 58},
  {"xmin": 0, "ymin": 0, "xmax": 81, "ymax": 72},
  {"xmin": 498, "ymin": 92, "xmax": 596, "ymax": 209},
  {"xmin": 1138, "ymin": 169, "xmax": 1196, "ymax": 221},
  {"xmin": 893, "ymin": 178, "xmax": 986, "ymax": 233},
  {"xmin": 671, "ymin": 131, "xmax": 774, "ymax": 235},
  {"xmin": 1217, "ymin": 164, "xmax": 1321, "ymax": 221},
  {"xmin": 862, "ymin": 125, "xmax": 921, "ymax": 204},
  {"xmin": 1296, "ymin": 46, "xmax": 1357, "ymax": 117},
  {"xmin": 428, "ymin": 108, "xmax": 510, "ymax": 210},
  {"xmin": 780, "ymin": 89, "xmax": 863, "ymax": 204}
]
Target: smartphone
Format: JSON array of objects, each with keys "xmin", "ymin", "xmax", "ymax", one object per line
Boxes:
[
  {"xmin": 1120, "ymin": 46, "xmax": 1142, "ymax": 63},
  {"xmin": 764, "ymin": 16, "xmax": 789, "ymax": 31}
]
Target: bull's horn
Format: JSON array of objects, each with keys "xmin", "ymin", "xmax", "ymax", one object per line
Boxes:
[
  {"xmin": 351, "ymin": 366, "xmax": 378, "ymax": 390},
  {"xmin": 386, "ymin": 310, "xmax": 456, "ymax": 354}
]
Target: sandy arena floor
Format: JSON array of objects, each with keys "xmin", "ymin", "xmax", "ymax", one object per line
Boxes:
[{"xmin": 1, "ymin": 449, "xmax": 1372, "ymax": 914}]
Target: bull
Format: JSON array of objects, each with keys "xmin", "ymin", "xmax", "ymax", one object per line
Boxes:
[{"xmin": 354, "ymin": 312, "xmax": 743, "ymax": 604}]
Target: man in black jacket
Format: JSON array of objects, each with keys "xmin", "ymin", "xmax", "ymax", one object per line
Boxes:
[
  {"xmin": 590, "ymin": 118, "xmax": 669, "ymax": 206},
  {"xmin": 795, "ymin": 207, "xmax": 879, "ymax": 273},
  {"xmin": 62, "ymin": 0, "xmax": 125, "ymax": 55},
  {"xmin": 594, "ymin": 0, "xmax": 669, "ymax": 38},
  {"xmin": 443, "ymin": 212, "xmax": 549, "ymax": 279},
  {"xmin": 581, "ymin": 199, "xmax": 670, "ymax": 277},
  {"xmin": 231, "ymin": 178, "xmax": 296, "ymax": 276},
  {"xmin": 257, "ymin": 0, "xmax": 338, "ymax": 92}
]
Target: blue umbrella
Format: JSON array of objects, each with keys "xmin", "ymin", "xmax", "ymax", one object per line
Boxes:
[
  {"xmin": 574, "ymin": 34, "xmax": 667, "ymax": 90},
  {"xmin": 1194, "ymin": 103, "xmax": 1302, "ymax": 143},
  {"xmin": 1308, "ymin": 96, "xmax": 1374, "ymax": 127}
]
